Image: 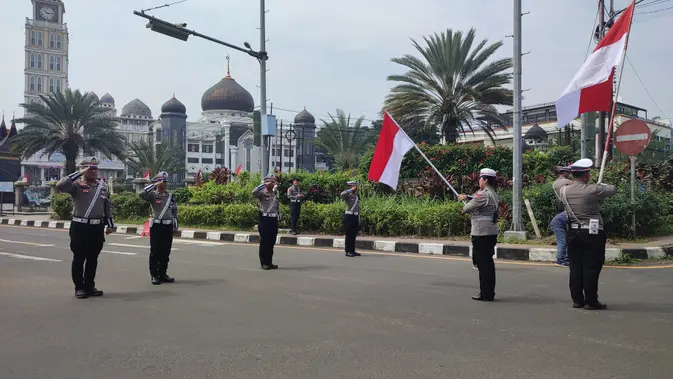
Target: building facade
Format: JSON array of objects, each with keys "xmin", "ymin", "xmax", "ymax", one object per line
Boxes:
[{"xmin": 24, "ymin": 0, "xmax": 69, "ymax": 113}]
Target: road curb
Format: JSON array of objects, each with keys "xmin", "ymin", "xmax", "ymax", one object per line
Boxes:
[{"xmin": 2, "ymin": 217, "xmax": 672, "ymax": 262}]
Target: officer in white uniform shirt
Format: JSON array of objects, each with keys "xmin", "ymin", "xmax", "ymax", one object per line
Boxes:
[{"xmin": 553, "ymin": 158, "xmax": 617, "ymax": 310}]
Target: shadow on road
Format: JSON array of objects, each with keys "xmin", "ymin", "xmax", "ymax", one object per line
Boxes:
[
  {"xmin": 172, "ymin": 278, "xmax": 228, "ymax": 287},
  {"xmin": 279, "ymin": 265, "xmax": 331, "ymax": 271}
]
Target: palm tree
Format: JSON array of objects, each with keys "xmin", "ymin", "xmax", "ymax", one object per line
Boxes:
[
  {"xmin": 126, "ymin": 140, "xmax": 182, "ymax": 179},
  {"xmin": 12, "ymin": 89, "xmax": 126, "ymax": 172},
  {"xmin": 316, "ymin": 109, "xmax": 376, "ymax": 171},
  {"xmin": 384, "ymin": 28, "xmax": 513, "ymax": 143}
]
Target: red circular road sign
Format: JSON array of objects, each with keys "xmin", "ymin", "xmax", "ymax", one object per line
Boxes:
[{"xmin": 614, "ymin": 119, "xmax": 652, "ymax": 156}]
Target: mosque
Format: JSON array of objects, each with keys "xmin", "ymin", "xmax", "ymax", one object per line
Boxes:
[{"xmin": 18, "ymin": 65, "xmax": 320, "ymax": 185}]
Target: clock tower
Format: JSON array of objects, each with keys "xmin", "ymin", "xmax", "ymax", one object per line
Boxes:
[{"xmin": 24, "ymin": 0, "xmax": 69, "ymax": 116}]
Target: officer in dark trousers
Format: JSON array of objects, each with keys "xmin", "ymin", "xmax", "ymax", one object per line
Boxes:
[
  {"xmin": 140, "ymin": 171, "xmax": 178, "ymax": 285},
  {"xmin": 458, "ymin": 168, "xmax": 499, "ymax": 301},
  {"xmin": 56, "ymin": 157, "xmax": 114, "ymax": 299},
  {"xmin": 253, "ymin": 175, "xmax": 280, "ymax": 270},
  {"xmin": 287, "ymin": 178, "xmax": 304, "ymax": 235},
  {"xmin": 341, "ymin": 180, "xmax": 361, "ymax": 257},
  {"xmin": 554, "ymin": 158, "xmax": 617, "ymax": 310}
]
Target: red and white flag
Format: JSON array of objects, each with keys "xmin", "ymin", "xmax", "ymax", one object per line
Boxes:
[
  {"xmin": 555, "ymin": 2, "xmax": 635, "ymax": 128},
  {"xmin": 368, "ymin": 112, "xmax": 415, "ymax": 189},
  {"xmin": 142, "ymin": 169, "xmax": 151, "ymax": 179},
  {"xmin": 234, "ymin": 164, "xmax": 242, "ymax": 175}
]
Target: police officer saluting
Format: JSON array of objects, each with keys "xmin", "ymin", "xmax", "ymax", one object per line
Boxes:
[
  {"xmin": 458, "ymin": 168, "xmax": 499, "ymax": 301},
  {"xmin": 56, "ymin": 157, "xmax": 114, "ymax": 299},
  {"xmin": 287, "ymin": 178, "xmax": 304, "ymax": 235},
  {"xmin": 253, "ymin": 175, "xmax": 280, "ymax": 270},
  {"xmin": 553, "ymin": 158, "xmax": 617, "ymax": 310},
  {"xmin": 341, "ymin": 180, "xmax": 361, "ymax": 257},
  {"xmin": 140, "ymin": 172, "xmax": 178, "ymax": 285}
]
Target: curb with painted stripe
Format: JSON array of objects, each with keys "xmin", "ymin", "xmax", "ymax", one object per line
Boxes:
[{"xmin": 2, "ymin": 218, "xmax": 672, "ymax": 262}]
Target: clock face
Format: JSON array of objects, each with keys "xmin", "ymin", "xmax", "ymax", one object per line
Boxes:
[{"xmin": 39, "ymin": 7, "xmax": 55, "ymax": 21}]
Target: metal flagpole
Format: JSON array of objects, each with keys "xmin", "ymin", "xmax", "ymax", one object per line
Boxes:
[
  {"xmin": 598, "ymin": 0, "xmax": 636, "ymax": 184},
  {"xmin": 385, "ymin": 112, "xmax": 460, "ymax": 198}
]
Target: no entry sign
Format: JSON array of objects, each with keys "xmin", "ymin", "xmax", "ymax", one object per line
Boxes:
[{"xmin": 614, "ymin": 119, "xmax": 651, "ymax": 156}]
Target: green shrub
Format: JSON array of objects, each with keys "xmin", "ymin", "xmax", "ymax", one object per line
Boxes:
[
  {"xmin": 179, "ymin": 203, "xmax": 259, "ymax": 229},
  {"xmin": 172, "ymin": 186, "xmax": 192, "ymax": 204},
  {"xmin": 51, "ymin": 192, "xmax": 73, "ymax": 220},
  {"xmin": 111, "ymin": 192, "xmax": 150, "ymax": 220}
]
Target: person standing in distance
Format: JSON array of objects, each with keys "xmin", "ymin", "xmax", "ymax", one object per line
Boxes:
[
  {"xmin": 341, "ymin": 180, "xmax": 361, "ymax": 257},
  {"xmin": 56, "ymin": 157, "xmax": 114, "ymax": 299},
  {"xmin": 551, "ymin": 166, "xmax": 572, "ymax": 267},
  {"xmin": 554, "ymin": 158, "xmax": 617, "ymax": 310},
  {"xmin": 139, "ymin": 171, "xmax": 178, "ymax": 285},
  {"xmin": 287, "ymin": 178, "xmax": 304, "ymax": 235},
  {"xmin": 458, "ymin": 168, "xmax": 499, "ymax": 301},
  {"xmin": 253, "ymin": 175, "xmax": 280, "ymax": 270}
]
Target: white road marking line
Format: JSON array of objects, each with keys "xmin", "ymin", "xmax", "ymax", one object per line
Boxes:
[
  {"xmin": 174, "ymin": 239, "xmax": 223, "ymax": 246},
  {"xmin": 102, "ymin": 250, "xmax": 137, "ymax": 256},
  {"xmin": 108, "ymin": 243, "xmax": 148, "ymax": 248},
  {"xmin": 0, "ymin": 238, "xmax": 54, "ymax": 247},
  {"xmin": 0, "ymin": 252, "xmax": 61, "ymax": 262},
  {"xmin": 124, "ymin": 236, "xmax": 142, "ymax": 240}
]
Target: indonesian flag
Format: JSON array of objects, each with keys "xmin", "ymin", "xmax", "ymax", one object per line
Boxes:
[
  {"xmin": 555, "ymin": 2, "xmax": 635, "ymax": 128},
  {"xmin": 235, "ymin": 164, "xmax": 242, "ymax": 175},
  {"xmin": 367, "ymin": 112, "xmax": 415, "ymax": 189},
  {"xmin": 142, "ymin": 169, "xmax": 151, "ymax": 179}
]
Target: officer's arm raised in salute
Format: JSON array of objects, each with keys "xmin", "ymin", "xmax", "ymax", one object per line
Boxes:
[
  {"xmin": 139, "ymin": 182, "xmax": 157, "ymax": 201},
  {"xmin": 56, "ymin": 166, "xmax": 88, "ymax": 194}
]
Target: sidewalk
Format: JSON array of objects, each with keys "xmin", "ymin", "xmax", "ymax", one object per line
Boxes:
[{"xmin": 2, "ymin": 215, "xmax": 672, "ymax": 262}]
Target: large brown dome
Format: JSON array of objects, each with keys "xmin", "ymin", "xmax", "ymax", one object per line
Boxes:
[{"xmin": 200, "ymin": 75, "xmax": 254, "ymax": 112}]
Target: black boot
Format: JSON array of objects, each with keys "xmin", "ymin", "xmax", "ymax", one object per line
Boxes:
[
  {"xmin": 86, "ymin": 288, "xmax": 104, "ymax": 297},
  {"xmin": 75, "ymin": 289, "xmax": 89, "ymax": 299},
  {"xmin": 151, "ymin": 277, "xmax": 162, "ymax": 285},
  {"xmin": 160, "ymin": 274, "xmax": 175, "ymax": 283}
]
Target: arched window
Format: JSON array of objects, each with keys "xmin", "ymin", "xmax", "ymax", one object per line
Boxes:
[
  {"xmin": 49, "ymin": 32, "xmax": 55, "ymax": 48},
  {"xmin": 49, "ymin": 56, "xmax": 54, "ymax": 70},
  {"xmin": 56, "ymin": 34, "xmax": 62, "ymax": 49},
  {"xmin": 30, "ymin": 54, "xmax": 35, "ymax": 68},
  {"xmin": 37, "ymin": 77, "xmax": 43, "ymax": 92},
  {"xmin": 37, "ymin": 54, "xmax": 42, "ymax": 69},
  {"xmin": 56, "ymin": 56, "xmax": 61, "ymax": 71},
  {"xmin": 37, "ymin": 32, "xmax": 43, "ymax": 47},
  {"xmin": 29, "ymin": 76, "xmax": 35, "ymax": 91},
  {"xmin": 56, "ymin": 79, "xmax": 61, "ymax": 92},
  {"xmin": 49, "ymin": 78, "xmax": 54, "ymax": 92},
  {"xmin": 31, "ymin": 31, "xmax": 36, "ymax": 46}
]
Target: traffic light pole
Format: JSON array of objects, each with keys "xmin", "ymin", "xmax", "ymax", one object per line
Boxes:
[{"xmin": 133, "ymin": 8, "xmax": 270, "ymax": 175}]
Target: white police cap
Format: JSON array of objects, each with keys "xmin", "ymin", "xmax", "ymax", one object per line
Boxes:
[
  {"xmin": 347, "ymin": 180, "xmax": 358, "ymax": 186},
  {"xmin": 479, "ymin": 168, "xmax": 497, "ymax": 178},
  {"xmin": 263, "ymin": 174, "xmax": 277, "ymax": 183},
  {"xmin": 570, "ymin": 158, "xmax": 593, "ymax": 172},
  {"xmin": 152, "ymin": 171, "xmax": 169, "ymax": 183}
]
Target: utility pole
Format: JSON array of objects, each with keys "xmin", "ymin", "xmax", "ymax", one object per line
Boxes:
[
  {"xmin": 580, "ymin": 113, "xmax": 588, "ymax": 158},
  {"xmin": 506, "ymin": 0, "xmax": 526, "ymax": 240},
  {"xmin": 596, "ymin": 0, "xmax": 606, "ymax": 167},
  {"xmin": 259, "ymin": 0, "xmax": 270, "ymax": 176}
]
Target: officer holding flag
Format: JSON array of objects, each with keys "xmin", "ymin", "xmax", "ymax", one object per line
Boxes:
[
  {"xmin": 56, "ymin": 157, "xmax": 114, "ymax": 299},
  {"xmin": 140, "ymin": 171, "xmax": 178, "ymax": 285}
]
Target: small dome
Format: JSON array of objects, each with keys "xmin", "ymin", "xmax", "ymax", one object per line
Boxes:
[
  {"xmin": 161, "ymin": 96, "xmax": 186, "ymax": 114},
  {"xmin": 294, "ymin": 108, "xmax": 315, "ymax": 124},
  {"xmin": 100, "ymin": 93, "xmax": 115, "ymax": 104},
  {"xmin": 121, "ymin": 98, "xmax": 152, "ymax": 118},
  {"xmin": 524, "ymin": 124, "xmax": 547, "ymax": 139},
  {"xmin": 85, "ymin": 92, "xmax": 99, "ymax": 103},
  {"xmin": 201, "ymin": 76, "xmax": 254, "ymax": 112}
]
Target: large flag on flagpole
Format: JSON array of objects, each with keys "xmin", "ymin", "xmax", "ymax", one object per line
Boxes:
[
  {"xmin": 555, "ymin": 2, "xmax": 635, "ymax": 128},
  {"xmin": 367, "ymin": 113, "xmax": 415, "ymax": 189}
]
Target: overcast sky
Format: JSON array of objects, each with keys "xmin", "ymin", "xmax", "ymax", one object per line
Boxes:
[{"xmin": 1, "ymin": 0, "xmax": 672, "ymax": 127}]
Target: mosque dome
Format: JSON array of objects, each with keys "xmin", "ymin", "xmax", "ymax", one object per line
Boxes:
[
  {"xmin": 200, "ymin": 73, "xmax": 254, "ymax": 113},
  {"xmin": 85, "ymin": 92, "xmax": 99, "ymax": 103},
  {"xmin": 100, "ymin": 93, "xmax": 115, "ymax": 104},
  {"xmin": 294, "ymin": 108, "xmax": 315, "ymax": 124},
  {"xmin": 121, "ymin": 98, "xmax": 152, "ymax": 118},
  {"xmin": 161, "ymin": 96, "xmax": 186, "ymax": 114}
]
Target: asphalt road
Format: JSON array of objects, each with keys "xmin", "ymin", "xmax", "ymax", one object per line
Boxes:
[{"xmin": 1, "ymin": 225, "xmax": 672, "ymax": 379}]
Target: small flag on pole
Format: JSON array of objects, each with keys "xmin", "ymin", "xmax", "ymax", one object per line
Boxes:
[
  {"xmin": 235, "ymin": 164, "xmax": 242, "ymax": 175},
  {"xmin": 367, "ymin": 112, "xmax": 415, "ymax": 190},
  {"xmin": 142, "ymin": 169, "xmax": 151, "ymax": 179}
]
